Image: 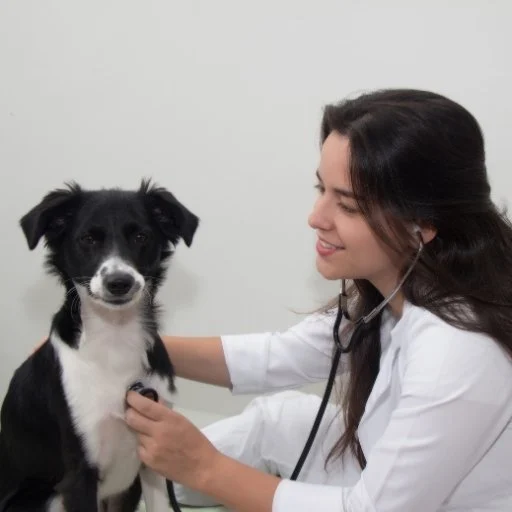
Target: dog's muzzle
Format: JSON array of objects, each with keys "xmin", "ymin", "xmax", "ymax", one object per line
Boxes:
[{"xmin": 101, "ymin": 271, "xmax": 142, "ymax": 303}]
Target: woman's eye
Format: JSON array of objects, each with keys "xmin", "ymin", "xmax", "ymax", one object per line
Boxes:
[
  {"xmin": 338, "ymin": 203, "xmax": 359, "ymax": 214},
  {"xmin": 315, "ymin": 181, "xmax": 359, "ymax": 214}
]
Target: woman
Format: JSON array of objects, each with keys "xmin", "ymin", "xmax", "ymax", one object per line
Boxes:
[{"xmin": 125, "ymin": 89, "xmax": 512, "ymax": 512}]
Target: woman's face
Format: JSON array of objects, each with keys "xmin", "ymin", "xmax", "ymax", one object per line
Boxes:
[{"xmin": 308, "ymin": 131, "xmax": 402, "ymax": 296}]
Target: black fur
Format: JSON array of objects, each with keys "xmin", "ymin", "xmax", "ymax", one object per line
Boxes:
[{"xmin": 0, "ymin": 180, "xmax": 199, "ymax": 511}]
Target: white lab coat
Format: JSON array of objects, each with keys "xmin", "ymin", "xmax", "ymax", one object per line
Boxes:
[{"xmin": 177, "ymin": 301, "xmax": 512, "ymax": 511}]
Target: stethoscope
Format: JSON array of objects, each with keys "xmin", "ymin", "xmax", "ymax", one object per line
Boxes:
[
  {"xmin": 290, "ymin": 233, "xmax": 424, "ymax": 480},
  {"xmin": 0, "ymin": 236, "xmax": 423, "ymax": 512}
]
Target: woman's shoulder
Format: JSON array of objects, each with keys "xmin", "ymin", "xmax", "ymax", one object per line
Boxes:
[
  {"xmin": 397, "ymin": 301, "xmax": 512, "ymax": 391},
  {"xmin": 400, "ymin": 300, "xmax": 495, "ymax": 340},
  {"xmin": 398, "ymin": 301, "xmax": 503, "ymax": 348}
]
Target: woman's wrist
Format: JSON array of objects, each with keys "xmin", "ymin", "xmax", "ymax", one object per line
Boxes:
[
  {"xmin": 192, "ymin": 447, "xmax": 226, "ymax": 493},
  {"xmin": 196, "ymin": 452, "xmax": 281, "ymax": 512}
]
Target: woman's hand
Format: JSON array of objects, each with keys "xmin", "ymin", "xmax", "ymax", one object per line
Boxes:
[
  {"xmin": 125, "ymin": 391, "xmax": 221, "ymax": 491},
  {"xmin": 126, "ymin": 391, "xmax": 280, "ymax": 512}
]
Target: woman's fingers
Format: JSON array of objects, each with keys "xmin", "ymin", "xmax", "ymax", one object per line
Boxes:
[
  {"xmin": 125, "ymin": 391, "xmax": 167, "ymax": 421},
  {"xmin": 125, "ymin": 406, "xmax": 156, "ymax": 436}
]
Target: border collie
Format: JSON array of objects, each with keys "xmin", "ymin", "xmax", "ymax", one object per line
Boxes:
[{"xmin": 0, "ymin": 180, "xmax": 199, "ymax": 512}]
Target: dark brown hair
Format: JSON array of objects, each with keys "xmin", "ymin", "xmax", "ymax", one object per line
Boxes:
[{"xmin": 320, "ymin": 89, "xmax": 512, "ymax": 469}]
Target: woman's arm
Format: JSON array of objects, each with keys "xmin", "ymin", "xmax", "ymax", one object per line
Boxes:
[
  {"xmin": 161, "ymin": 335, "xmax": 232, "ymax": 388},
  {"xmin": 162, "ymin": 311, "xmax": 343, "ymax": 394},
  {"xmin": 200, "ymin": 454, "xmax": 280, "ymax": 512}
]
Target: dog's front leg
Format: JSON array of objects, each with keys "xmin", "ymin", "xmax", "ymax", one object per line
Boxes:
[
  {"xmin": 139, "ymin": 466, "xmax": 171, "ymax": 512},
  {"xmin": 58, "ymin": 466, "xmax": 100, "ymax": 512}
]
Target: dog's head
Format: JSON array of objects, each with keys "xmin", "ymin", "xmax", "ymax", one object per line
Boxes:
[{"xmin": 20, "ymin": 180, "xmax": 199, "ymax": 309}]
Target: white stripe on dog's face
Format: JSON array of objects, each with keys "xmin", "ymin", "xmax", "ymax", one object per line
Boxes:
[{"xmin": 86, "ymin": 256, "xmax": 145, "ymax": 307}]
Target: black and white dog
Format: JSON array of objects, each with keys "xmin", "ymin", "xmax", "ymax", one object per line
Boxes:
[{"xmin": 0, "ymin": 180, "xmax": 199, "ymax": 511}]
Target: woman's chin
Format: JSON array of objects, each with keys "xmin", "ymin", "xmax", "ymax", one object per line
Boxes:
[{"xmin": 316, "ymin": 258, "xmax": 346, "ymax": 281}]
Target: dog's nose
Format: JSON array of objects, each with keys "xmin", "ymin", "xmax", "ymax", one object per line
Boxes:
[{"xmin": 104, "ymin": 272, "xmax": 135, "ymax": 296}]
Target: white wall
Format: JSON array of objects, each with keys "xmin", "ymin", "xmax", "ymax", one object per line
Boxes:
[{"xmin": 1, "ymin": 0, "xmax": 511, "ymax": 416}]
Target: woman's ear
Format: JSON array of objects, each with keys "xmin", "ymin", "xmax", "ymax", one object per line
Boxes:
[{"xmin": 413, "ymin": 223, "xmax": 437, "ymax": 245}]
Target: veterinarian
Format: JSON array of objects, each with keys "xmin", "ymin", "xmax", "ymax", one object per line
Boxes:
[{"xmin": 124, "ymin": 89, "xmax": 512, "ymax": 512}]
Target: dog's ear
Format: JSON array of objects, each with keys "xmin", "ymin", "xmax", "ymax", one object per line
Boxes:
[
  {"xmin": 140, "ymin": 180, "xmax": 199, "ymax": 247},
  {"xmin": 20, "ymin": 183, "xmax": 83, "ymax": 250}
]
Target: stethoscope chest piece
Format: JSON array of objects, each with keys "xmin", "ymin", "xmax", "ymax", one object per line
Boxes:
[{"xmin": 127, "ymin": 380, "xmax": 159, "ymax": 403}]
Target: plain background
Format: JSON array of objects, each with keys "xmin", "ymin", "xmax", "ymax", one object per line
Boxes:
[{"xmin": 1, "ymin": 0, "xmax": 511, "ymax": 416}]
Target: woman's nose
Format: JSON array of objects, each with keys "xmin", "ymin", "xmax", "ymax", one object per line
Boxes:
[{"xmin": 308, "ymin": 196, "xmax": 333, "ymax": 231}]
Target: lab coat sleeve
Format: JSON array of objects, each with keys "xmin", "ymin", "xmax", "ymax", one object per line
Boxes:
[
  {"xmin": 271, "ymin": 323, "xmax": 512, "ymax": 512},
  {"xmin": 221, "ymin": 311, "xmax": 347, "ymax": 394}
]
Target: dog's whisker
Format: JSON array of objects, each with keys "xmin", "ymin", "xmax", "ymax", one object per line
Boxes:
[
  {"xmin": 66, "ymin": 289, "xmax": 78, "ymax": 299},
  {"xmin": 142, "ymin": 288, "xmax": 154, "ymax": 304}
]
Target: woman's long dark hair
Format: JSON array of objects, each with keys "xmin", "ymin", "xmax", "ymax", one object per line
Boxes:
[{"xmin": 321, "ymin": 89, "xmax": 512, "ymax": 469}]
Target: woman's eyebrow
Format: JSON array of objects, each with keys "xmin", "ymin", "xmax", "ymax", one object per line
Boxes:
[{"xmin": 316, "ymin": 170, "xmax": 356, "ymax": 198}]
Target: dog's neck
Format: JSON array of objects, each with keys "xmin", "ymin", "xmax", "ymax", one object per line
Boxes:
[{"xmin": 77, "ymin": 297, "xmax": 152, "ymax": 353}]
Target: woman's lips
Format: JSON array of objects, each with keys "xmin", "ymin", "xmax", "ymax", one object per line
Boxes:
[{"xmin": 316, "ymin": 238, "xmax": 345, "ymax": 256}]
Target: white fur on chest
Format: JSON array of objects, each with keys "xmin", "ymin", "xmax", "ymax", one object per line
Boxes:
[{"xmin": 52, "ymin": 304, "xmax": 171, "ymax": 498}]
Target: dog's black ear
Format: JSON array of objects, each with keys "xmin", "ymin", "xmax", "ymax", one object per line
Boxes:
[
  {"xmin": 20, "ymin": 183, "xmax": 83, "ymax": 250},
  {"xmin": 140, "ymin": 180, "xmax": 199, "ymax": 247}
]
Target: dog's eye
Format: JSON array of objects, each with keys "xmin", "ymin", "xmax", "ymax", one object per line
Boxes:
[
  {"xmin": 134, "ymin": 232, "xmax": 148, "ymax": 245},
  {"xmin": 80, "ymin": 233, "xmax": 98, "ymax": 245}
]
